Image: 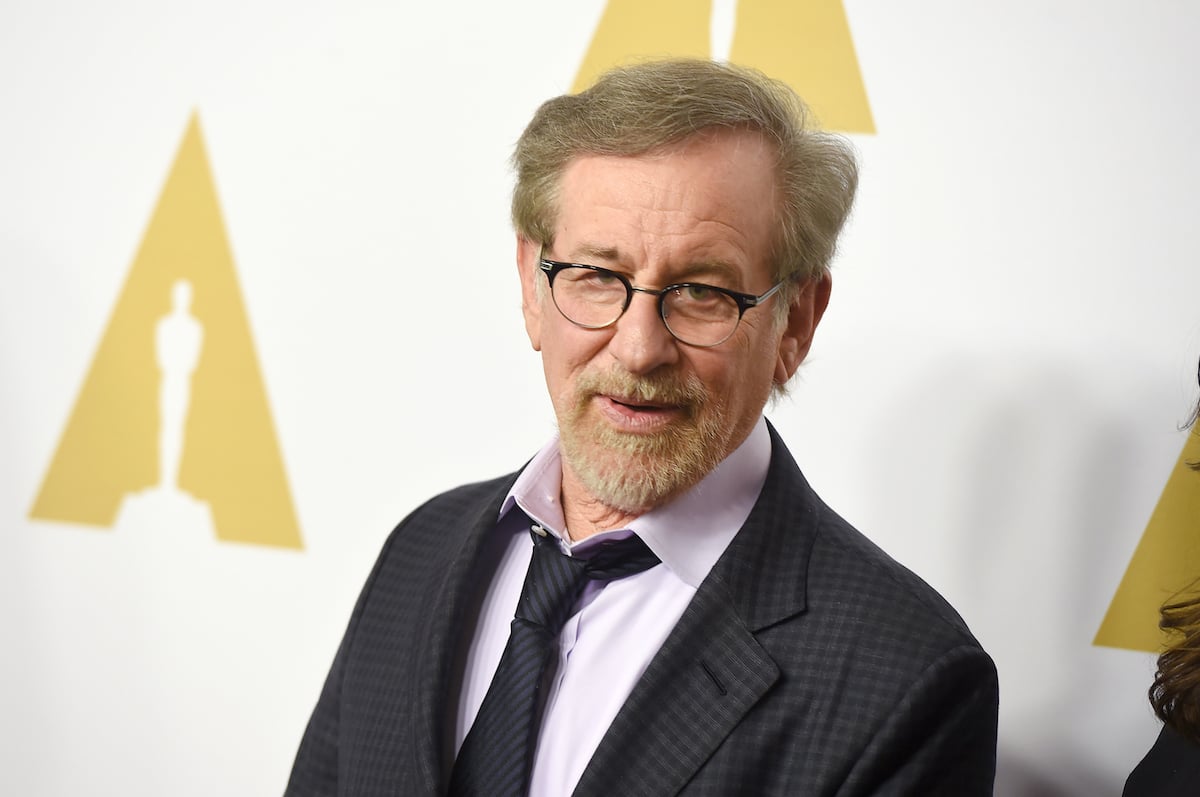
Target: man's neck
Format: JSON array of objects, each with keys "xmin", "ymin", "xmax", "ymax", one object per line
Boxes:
[{"xmin": 558, "ymin": 463, "xmax": 643, "ymax": 541}]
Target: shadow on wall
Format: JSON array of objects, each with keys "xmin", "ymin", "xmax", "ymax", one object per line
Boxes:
[
  {"xmin": 857, "ymin": 348, "xmax": 1175, "ymax": 796},
  {"xmin": 995, "ymin": 746, "xmax": 1112, "ymax": 797}
]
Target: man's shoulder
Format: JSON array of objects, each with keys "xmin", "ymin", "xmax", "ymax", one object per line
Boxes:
[
  {"xmin": 349, "ymin": 467, "xmax": 524, "ymax": 573},
  {"xmin": 759, "ymin": 426, "xmax": 981, "ymax": 652},
  {"xmin": 749, "ymin": 466, "xmax": 997, "ymax": 740},
  {"xmin": 807, "ymin": 501, "xmax": 980, "ymax": 651},
  {"xmin": 402, "ymin": 470, "xmax": 521, "ymax": 521},
  {"xmin": 347, "ymin": 469, "xmax": 523, "ymax": 628}
]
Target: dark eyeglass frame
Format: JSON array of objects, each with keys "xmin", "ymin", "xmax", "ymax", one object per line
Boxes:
[{"xmin": 538, "ymin": 256, "xmax": 787, "ymax": 348}]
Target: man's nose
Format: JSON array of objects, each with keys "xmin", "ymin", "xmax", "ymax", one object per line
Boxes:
[{"xmin": 607, "ymin": 292, "xmax": 680, "ymax": 375}]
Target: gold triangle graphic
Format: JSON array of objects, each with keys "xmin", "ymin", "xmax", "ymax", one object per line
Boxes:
[
  {"xmin": 29, "ymin": 113, "xmax": 303, "ymax": 549},
  {"xmin": 573, "ymin": 0, "xmax": 713, "ymax": 86},
  {"xmin": 572, "ymin": 0, "xmax": 875, "ymax": 134},
  {"xmin": 1095, "ymin": 431, "xmax": 1200, "ymax": 651}
]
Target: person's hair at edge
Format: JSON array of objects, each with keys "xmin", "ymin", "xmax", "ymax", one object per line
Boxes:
[
  {"xmin": 511, "ymin": 58, "xmax": 859, "ymax": 324},
  {"xmin": 1149, "ymin": 356, "xmax": 1200, "ymax": 745}
]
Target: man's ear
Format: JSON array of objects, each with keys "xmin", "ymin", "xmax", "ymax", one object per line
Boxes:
[
  {"xmin": 774, "ymin": 272, "xmax": 832, "ymax": 385},
  {"xmin": 516, "ymin": 235, "xmax": 543, "ymax": 352}
]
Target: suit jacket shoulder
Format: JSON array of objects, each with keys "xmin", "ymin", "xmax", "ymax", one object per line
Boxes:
[{"xmin": 285, "ymin": 471, "xmax": 519, "ymax": 797}]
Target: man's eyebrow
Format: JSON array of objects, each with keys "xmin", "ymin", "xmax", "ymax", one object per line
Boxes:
[
  {"xmin": 676, "ymin": 261, "xmax": 741, "ymax": 285},
  {"xmin": 568, "ymin": 244, "xmax": 621, "ymax": 263},
  {"xmin": 567, "ymin": 244, "xmax": 743, "ymax": 285}
]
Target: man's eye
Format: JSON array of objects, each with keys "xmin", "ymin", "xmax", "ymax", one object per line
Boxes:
[
  {"xmin": 570, "ymin": 269, "xmax": 626, "ymax": 298},
  {"xmin": 564, "ymin": 268, "xmax": 618, "ymax": 285},
  {"xmin": 683, "ymin": 285, "xmax": 718, "ymax": 301}
]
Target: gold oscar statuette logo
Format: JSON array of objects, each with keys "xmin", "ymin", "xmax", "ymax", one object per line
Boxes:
[{"xmin": 29, "ymin": 114, "xmax": 303, "ymax": 550}]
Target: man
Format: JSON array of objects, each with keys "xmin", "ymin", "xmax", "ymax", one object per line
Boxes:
[{"xmin": 286, "ymin": 59, "xmax": 998, "ymax": 796}]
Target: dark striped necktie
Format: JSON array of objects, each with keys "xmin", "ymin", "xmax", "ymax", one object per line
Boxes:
[{"xmin": 448, "ymin": 524, "xmax": 661, "ymax": 797}]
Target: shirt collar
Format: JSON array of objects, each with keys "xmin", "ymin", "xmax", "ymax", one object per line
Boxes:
[{"xmin": 499, "ymin": 416, "xmax": 771, "ymax": 588}]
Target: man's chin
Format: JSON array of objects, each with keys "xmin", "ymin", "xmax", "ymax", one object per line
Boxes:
[
  {"xmin": 567, "ymin": 459, "xmax": 681, "ymax": 515},
  {"xmin": 591, "ymin": 425, "xmax": 684, "ymax": 457},
  {"xmin": 560, "ymin": 434, "xmax": 711, "ymax": 515}
]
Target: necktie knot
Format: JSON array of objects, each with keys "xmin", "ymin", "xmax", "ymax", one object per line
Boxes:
[
  {"xmin": 515, "ymin": 527, "xmax": 660, "ymax": 637},
  {"xmin": 579, "ymin": 532, "xmax": 662, "ymax": 581}
]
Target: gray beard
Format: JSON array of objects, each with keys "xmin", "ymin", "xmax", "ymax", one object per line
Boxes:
[{"xmin": 557, "ymin": 369, "xmax": 728, "ymax": 514}]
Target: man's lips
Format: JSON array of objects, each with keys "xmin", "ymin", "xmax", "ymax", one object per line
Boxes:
[
  {"xmin": 607, "ymin": 395, "xmax": 674, "ymax": 412},
  {"xmin": 595, "ymin": 394, "xmax": 685, "ymax": 428}
]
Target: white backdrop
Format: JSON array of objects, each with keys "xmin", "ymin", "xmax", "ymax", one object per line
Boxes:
[{"xmin": 4, "ymin": 1, "xmax": 1200, "ymax": 795}]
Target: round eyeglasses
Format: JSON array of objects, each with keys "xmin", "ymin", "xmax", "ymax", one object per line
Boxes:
[{"xmin": 538, "ymin": 256, "xmax": 787, "ymax": 348}]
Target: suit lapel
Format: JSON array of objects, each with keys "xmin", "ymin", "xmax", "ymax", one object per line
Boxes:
[
  {"xmin": 574, "ymin": 424, "xmax": 819, "ymax": 796},
  {"xmin": 403, "ymin": 476, "xmax": 518, "ymax": 795},
  {"xmin": 573, "ymin": 580, "xmax": 779, "ymax": 797}
]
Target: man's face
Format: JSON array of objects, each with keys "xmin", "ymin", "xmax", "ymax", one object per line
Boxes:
[{"xmin": 518, "ymin": 129, "xmax": 829, "ymax": 515}]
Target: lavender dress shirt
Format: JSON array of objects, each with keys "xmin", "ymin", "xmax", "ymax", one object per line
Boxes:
[{"xmin": 454, "ymin": 417, "xmax": 772, "ymax": 796}]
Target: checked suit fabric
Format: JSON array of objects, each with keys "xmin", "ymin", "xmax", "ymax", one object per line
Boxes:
[{"xmin": 284, "ymin": 424, "xmax": 998, "ymax": 796}]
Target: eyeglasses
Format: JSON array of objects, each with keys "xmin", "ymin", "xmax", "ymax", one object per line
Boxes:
[{"xmin": 538, "ymin": 255, "xmax": 787, "ymax": 348}]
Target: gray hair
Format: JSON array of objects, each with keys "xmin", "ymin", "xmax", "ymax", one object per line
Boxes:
[{"xmin": 512, "ymin": 58, "xmax": 859, "ymax": 305}]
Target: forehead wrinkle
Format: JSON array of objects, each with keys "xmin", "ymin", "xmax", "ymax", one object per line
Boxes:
[
  {"xmin": 557, "ymin": 142, "xmax": 774, "ymax": 288},
  {"xmin": 621, "ymin": 183, "xmax": 765, "ymax": 276}
]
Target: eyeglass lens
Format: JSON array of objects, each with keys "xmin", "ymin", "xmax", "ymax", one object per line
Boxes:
[{"xmin": 550, "ymin": 267, "xmax": 742, "ymax": 346}]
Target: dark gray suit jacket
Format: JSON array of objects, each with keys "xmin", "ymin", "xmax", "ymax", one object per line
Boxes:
[{"xmin": 286, "ymin": 427, "xmax": 998, "ymax": 795}]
